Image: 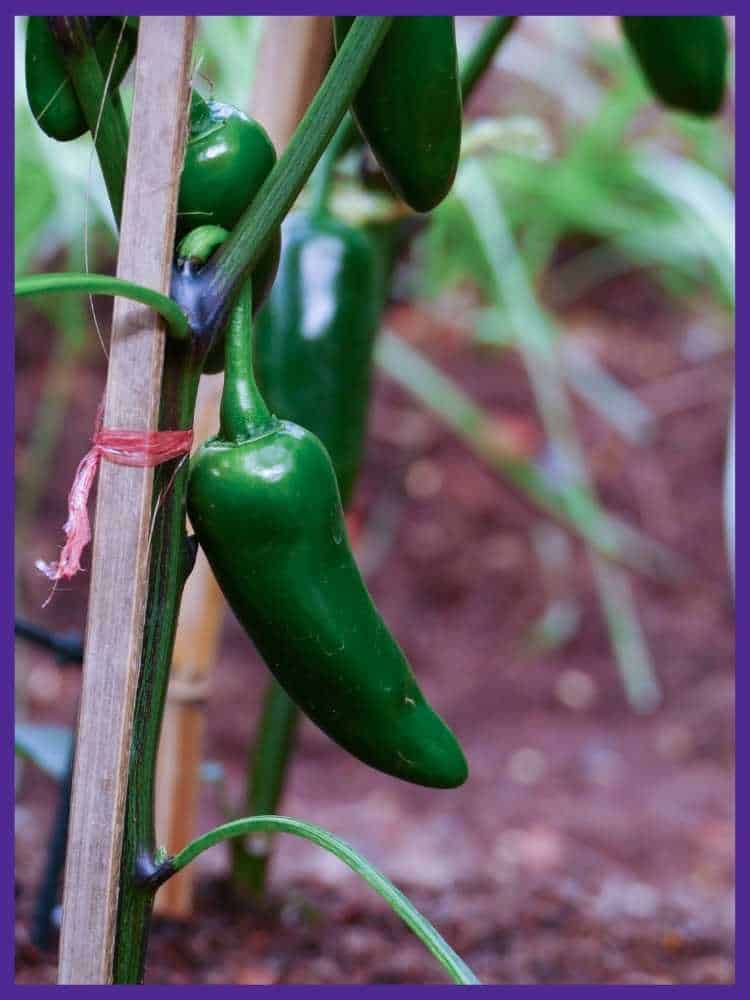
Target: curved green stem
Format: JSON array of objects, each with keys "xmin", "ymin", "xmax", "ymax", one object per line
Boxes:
[
  {"xmin": 460, "ymin": 16, "xmax": 518, "ymax": 104},
  {"xmin": 219, "ymin": 282, "xmax": 274, "ymax": 441},
  {"xmin": 171, "ymin": 815, "xmax": 480, "ymax": 986},
  {"xmin": 15, "ymin": 273, "xmax": 190, "ymax": 340},
  {"xmin": 190, "ymin": 16, "xmax": 393, "ymax": 337}
]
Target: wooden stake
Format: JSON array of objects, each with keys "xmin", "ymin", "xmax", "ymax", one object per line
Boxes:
[
  {"xmin": 154, "ymin": 376, "xmax": 225, "ymax": 919},
  {"xmin": 57, "ymin": 17, "xmax": 195, "ymax": 984},
  {"xmin": 251, "ymin": 16, "xmax": 332, "ymax": 150}
]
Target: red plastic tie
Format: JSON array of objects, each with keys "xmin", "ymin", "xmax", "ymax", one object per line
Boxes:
[{"xmin": 37, "ymin": 410, "xmax": 193, "ymax": 586}]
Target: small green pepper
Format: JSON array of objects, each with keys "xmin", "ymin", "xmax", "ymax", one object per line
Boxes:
[
  {"xmin": 254, "ymin": 210, "xmax": 384, "ymax": 507},
  {"xmin": 25, "ymin": 15, "xmax": 138, "ymax": 141},
  {"xmin": 187, "ymin": 281, "xmax": 468, "ymax": 789},
  {"xmin": 175, "ymin": 93, "xmax": 282, "ymax": 348},
  {"xmin": 334, "ymin": 16, "xmax": 462, "ymax": 212},
  {"xmin": 621, "ymin": 16, "xmax": 728, "ymax": 117},
  {"xmin": 177, "ymin": 92, "xmax": 278, "ymax": 239}
]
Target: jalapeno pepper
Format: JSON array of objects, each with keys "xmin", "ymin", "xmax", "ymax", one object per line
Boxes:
[
  {"xmin": 334, "ymin": 16, "xmax": 462, "ymax": 212},
  {"xmin": 178, "ymin": 92, "xmax": 277, "ymax": 239},
  {"xmin": 25, "ymin": 15, "xmax": 138, "ymax": 141},
  {"xmin": 254, "ymin": 210, "xmax": 384, "ymax": 507},
  {"xmin": 174, "ymin": 92, "xmax": 282, "ymax": 356},
  {"xmin": 187, "ymin": 281, "xmax": 468, "ymax": 789},
  {"xmin": 621, "ymin": 16, "xmax": 727, "ymax": 117}
]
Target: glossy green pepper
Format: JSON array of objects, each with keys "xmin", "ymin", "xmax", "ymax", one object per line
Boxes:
[
  {"xmin": 178, "ymin": 92, "xmax": 278, "ymax": 239},
  {"xmin": 175, "ymin": 92, "xmax": 282, "ymax": 356},
  {"xmin": 187, "ymin": 282, "xmax": 468, "ymax": 789},
  {"xmin": 254, "ymin": 210, "xmax": 383, "ymax": 508},
  {"xmin": 25, "ymin": 15, "xmax": 138, "ymax": 141},
  {"xmin": 334, "ymin": 16, "xmax": 462, "ymax": 213},
  {"xmin": 621, "ymin": 16, "xmax": 728, "ymax": 116}
]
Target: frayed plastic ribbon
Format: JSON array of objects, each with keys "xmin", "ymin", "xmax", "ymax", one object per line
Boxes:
[{"xmin": 37, "ymin": 409, "xmax": 193, "ymax": 592}]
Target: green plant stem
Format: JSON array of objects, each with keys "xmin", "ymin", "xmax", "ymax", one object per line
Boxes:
[
  {"xmin": 218, "ymin": 282, "xmax": 273, "ymax": 440},
  {"xmin": 168, "ymin": 815, "xmax": 480, "ymax": 985},
  {"xmin": 190, "ymin": 16, "xmax": 393, "ymax": 337},
  {"xmin": 460, "ymin": 16, "xmax": 517, "ymax": 102},
  {"xmin": 50, "ymin": 16, "xmax": 129, "ymax": 226},
  {"xmin": 231, "ymin": 681, "xmax": 299, "ymax": 895},
  {"xmin": 15, "ymin": 273, "xmax": 190, "ymax": 339},
  {"xmin": 112, "ymin": 343, "xmax": 202, "ymax": 983}
]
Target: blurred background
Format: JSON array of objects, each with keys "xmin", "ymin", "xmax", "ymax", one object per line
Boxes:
[{"xmin": 15, "ymin": 15, "xmax": 734, "ymax": 985}]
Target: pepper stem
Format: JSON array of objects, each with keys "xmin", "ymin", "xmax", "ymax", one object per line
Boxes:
[{"xmin": 219, "ymin": 282, "xmax": 274, "ymax": 441}]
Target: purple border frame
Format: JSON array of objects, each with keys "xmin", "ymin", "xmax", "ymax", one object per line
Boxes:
[{"xmin": 5, "ymin": 5, "xmax": 738, "ymax": 994}]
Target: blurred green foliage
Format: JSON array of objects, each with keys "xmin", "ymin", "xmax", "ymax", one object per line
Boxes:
[
  {"xmin": 422, "ymin": 17, "xmax": 734, "ymax": 313},
  {"xmin": 14, "ymin": 15, "xmax": 264, "ymax": 275}
]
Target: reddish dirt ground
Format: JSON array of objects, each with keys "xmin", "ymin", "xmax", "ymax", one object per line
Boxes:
[{"xmin": 14, "ymin": 267, "xmax": 734, "ymax": 984}]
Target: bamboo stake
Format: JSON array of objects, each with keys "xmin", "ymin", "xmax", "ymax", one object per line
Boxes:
[
  {"xmin": 57, "ymin": 17, "xmax": 194, "ymax": 984},
  {"xmin": 153, "ymin": 376, "xmax": 225, "ymax": 919},
  {"xmin": 250, "ymin": 16, "xmax": 332, "ymax": 150}
]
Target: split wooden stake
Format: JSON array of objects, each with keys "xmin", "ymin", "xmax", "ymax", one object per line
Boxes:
[{"xmin": 57, "ymin": 17, "xmax": 195, "ymax": 984}]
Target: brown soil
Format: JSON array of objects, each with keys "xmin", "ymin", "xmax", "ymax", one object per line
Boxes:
[{"xmin": 14, "ymin": 268, "xmax": 734, "ymax": 984}]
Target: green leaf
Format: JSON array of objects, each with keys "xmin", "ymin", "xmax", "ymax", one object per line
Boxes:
[{"xmin": 172, "ymin": 815, "xmax": 480, "ymax": 985}]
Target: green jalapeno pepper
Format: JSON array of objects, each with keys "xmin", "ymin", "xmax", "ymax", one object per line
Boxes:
[
  {"xmin": 178, "ymin": 92, "xmax": 278, "ymax": 239},
  {"xmin": 25, "ymin": 15, "xmax": 138, "ymax": 141},
  {"xmin": 187, "ymin": 281, "xmax": 468, "ymax": 789},
  {"xmin": 254, "ymin": 210, "xmax": 384, "ymax": 508},
  {"xmin": 174, "ymin": 92, "xmax": 282, "ymax": 358},
  {"xmin": 621, "ymin": 16, "xmax": 728, "ymax": 117},
  {"xmin": 334, "ymin": 16, "xmax": 462, "ymax": 213}
]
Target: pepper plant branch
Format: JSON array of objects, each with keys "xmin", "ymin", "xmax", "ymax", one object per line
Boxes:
[
  {"xmin": 112, "ymin": 347, "xmax": 202, "ymax": 983},
  {"xmin": 186, "ymin": 16, "xmax": 393, "ymax": 338},
  {"xmin": 51, "ymin": 16, "xmax": 129, "ymax": 226},
  {"xmin": 160, "ymin": 815, "xmax": 481, "ymax": 986},
  {"xmin": 15, "ymin": 273, "xmax": 190, "ymax": 340}
]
